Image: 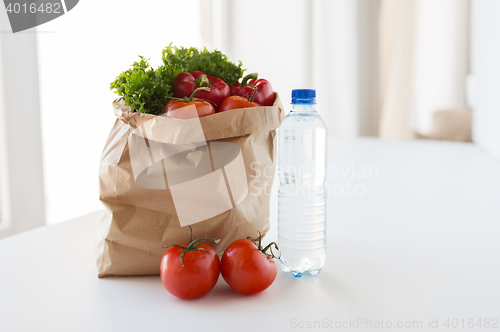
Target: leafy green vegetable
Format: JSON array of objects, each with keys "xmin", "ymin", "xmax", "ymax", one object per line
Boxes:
[
  {"xmin": 110, "ymin": 45, "xmax": 244, "ymax": 114},
  {"xmin": 161, "ymin": 45, "xmax": 244, "ymax": 86},
  {"xmin": 110, "ymin": 56, "xmax": 170, "ymax": 115}
]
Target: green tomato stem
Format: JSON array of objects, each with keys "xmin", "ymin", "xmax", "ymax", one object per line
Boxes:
[
  {"xmin": 188, "ymin": 86, "xmax": 210, "ymax": 102},
  {"xmin": 248, "ymin": 231, "xmax": 280, "ymax": 259},
  {"xmin": 162, "ymin": 225, "xmax": 220, "ymax": 267},
  {"xmin": 248, "ymin": 87, "xmax": 259, "ymax": 103}
]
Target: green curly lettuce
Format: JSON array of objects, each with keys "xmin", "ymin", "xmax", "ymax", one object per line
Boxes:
[
  {"xmin": 110, "ymin": 46, "xmax": 244, "ymax": 114},
  {"xmin": 110, "ymin": 56, "xmax": 170, "ymax": 115},
  {"xmin": 161, "ymin": 45, "xmax": 244, "ymax": 86}
]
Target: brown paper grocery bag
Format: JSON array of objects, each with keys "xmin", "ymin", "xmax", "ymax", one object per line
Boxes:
[{"xmin": 96, "ymin": 95, "xmax": 285, "ymax": 277}]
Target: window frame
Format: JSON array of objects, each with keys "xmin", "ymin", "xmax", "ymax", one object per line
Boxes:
[{"xmin": 0, "ymin": 12, "xmax": 45, "ymax": 238}]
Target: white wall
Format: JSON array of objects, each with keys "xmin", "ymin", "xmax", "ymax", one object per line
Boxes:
[{"xmin": 470, "ymin": 0, "xmax": 500, "ymax": 160}]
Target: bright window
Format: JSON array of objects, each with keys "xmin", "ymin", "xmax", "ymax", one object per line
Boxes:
[{"xmin": 36, "ymin": 0, "xmax": 204, "ymax": 224}]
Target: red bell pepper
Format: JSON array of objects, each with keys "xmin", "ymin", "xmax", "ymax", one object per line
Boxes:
[
  {"xmin": 172, "ymin": 71, "xmax": 229, "ymax": 111},
  {"xmin": 230, "ymin": 73, "xmax": 275, "ymax": 106}
]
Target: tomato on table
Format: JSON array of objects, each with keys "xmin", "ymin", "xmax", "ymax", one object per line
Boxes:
[
  {"xmin": 160, "ymin": 227, "xmax": 220, "ymax": 299},
  {"xmin": 220, "ymin": 233, "xmax": 279, "ymax": 295}
]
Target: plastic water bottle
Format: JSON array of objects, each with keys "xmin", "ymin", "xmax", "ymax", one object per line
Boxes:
[{"xmin": 278, "ymin": 89, "xmax": 328, "ymax": 277}]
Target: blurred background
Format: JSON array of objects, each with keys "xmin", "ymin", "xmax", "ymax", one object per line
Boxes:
[{"xmin": 0, "ymin": 0, "xmax": 498, "ymax": 236}]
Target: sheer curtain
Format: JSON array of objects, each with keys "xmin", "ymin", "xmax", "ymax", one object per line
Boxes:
[
  {"xmin": 209, "ymin": 0, "xmax": 380, "ymax": 138},
  {"xmin": 379, "ymin": 0, "xmax": 470, "ymax": 139},
  {"xmin": 216, "ymin": 0, "xmax": 470, "ymax": 140}
]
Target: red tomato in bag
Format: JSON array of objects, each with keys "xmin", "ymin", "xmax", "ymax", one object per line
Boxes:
[{"xmin": 221, "ymin": 235, "xmax": 279, "ymax": 295}]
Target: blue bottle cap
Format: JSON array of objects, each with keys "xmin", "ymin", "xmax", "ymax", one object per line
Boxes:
[{"xmin": 291, "ymin": 89, "xmax": 316, "ymax": 104}]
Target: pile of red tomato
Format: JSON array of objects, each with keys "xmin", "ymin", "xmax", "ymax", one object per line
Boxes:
[
  {"xmin": 160, "ymin": 228, "xmax": 279, "ymax": 299},
  {"xmin": 164, "ymin": 71, "xmax": 275, "ymax": 119}
]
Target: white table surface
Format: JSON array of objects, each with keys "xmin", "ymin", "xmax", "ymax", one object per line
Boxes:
[{"xmin": 1, "ymin": 138, "xmax": 500, "ymax": 332}]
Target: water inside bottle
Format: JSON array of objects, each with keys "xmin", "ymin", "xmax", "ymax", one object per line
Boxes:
[{"xmin": 278, "ymin": 103, "xmax": 328, "ymax": 277}]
